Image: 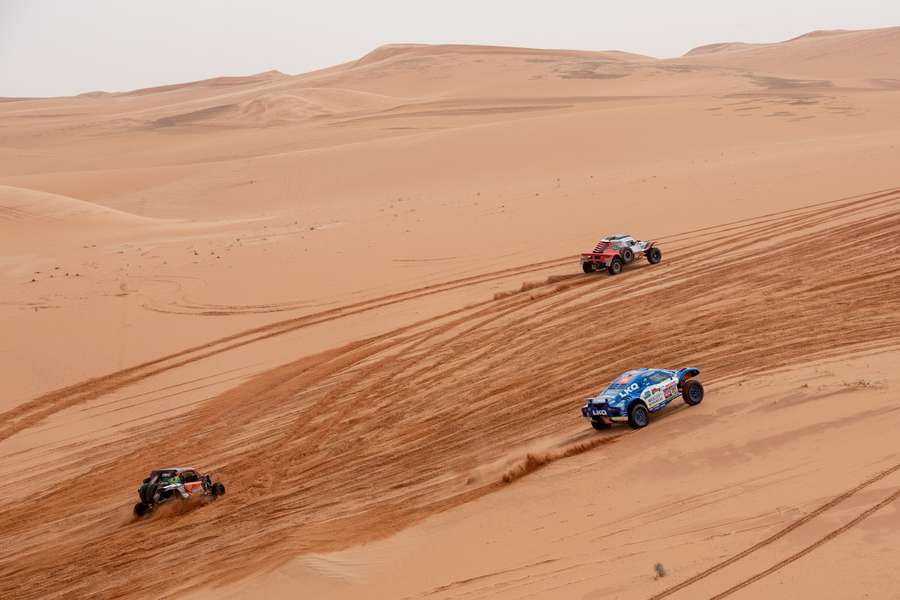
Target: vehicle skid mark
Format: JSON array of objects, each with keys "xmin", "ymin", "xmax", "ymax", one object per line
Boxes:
[
  {"xmin": 708, "ymin": 486, "xmax": 900, "ymax": 599},
  {"xmin": 648, "ymin": 460, "xmax": 900, "ymax": 599},
  {"xmin": 3, "ymin": 187, "xmax": 900, "ymax": 599}
]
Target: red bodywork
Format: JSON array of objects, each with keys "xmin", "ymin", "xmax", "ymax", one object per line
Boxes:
[{"xmin": 580, "ymin": 239, "xmax": 656, "ymax": 267}]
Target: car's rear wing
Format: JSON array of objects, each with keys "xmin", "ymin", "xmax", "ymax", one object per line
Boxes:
[{"xmin": 676, "ymin": 367, "xmax": 700, "ymax": 385}]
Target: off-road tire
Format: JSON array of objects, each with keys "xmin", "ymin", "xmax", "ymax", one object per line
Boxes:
[
  {"xmin": 134, "ymin": 502, "xmax": 151, "ymax": 518},
  {"xmin": 591, "ymin": 419, "xmax": 609, "ymax": 431},
  {"xmin": 621, "ymin": 247, "xmax": 634, "ymax": 263},
  {"xmin": 582, "ymin": 262, "xmax": 595, "ymax": 274},
  {"xmin": 628, "ymin": 402, "xmax": 650, "ymax": 429},
  {"xmin": 138, "ymin": 482, "xmax": 157, "ymax": 505},
  {"xmin": 608, "ymin": 257, "xmax": 623, "ymax": 275},
  {"xmin": 646, "ymin": 247, "xmax": 662, "ymax": 264},
  {"xmin": 212, "ymin": 482, "xmax": 226, "ymax": 497},
  {"xmin": 682, "ymin": 379, "xmax": 704, "ymax": 406}
]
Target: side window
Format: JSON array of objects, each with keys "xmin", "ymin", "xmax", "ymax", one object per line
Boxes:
[{"xmin": 648, "ymin": 372, "xmax": 668, "ymax": 384}]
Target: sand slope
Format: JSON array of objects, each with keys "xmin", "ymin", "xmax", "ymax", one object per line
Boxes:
[
  {"xmin": 684, "ymin": 27, "xmax": 900, "ymax": 81},
  {"xmin": 1, "ymin": 26, "xmax": 899, "ymax": 599},
  {"xmin": 0, "ymin": 185, "xmax": 151, "ymax": 229}
]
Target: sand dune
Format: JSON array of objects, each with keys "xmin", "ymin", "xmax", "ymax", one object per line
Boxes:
[
  {"xmin": 0, "ymin": 185, "xmax": 150, "ymax": 227},
  {"xmin": 1, "ymin": 26, "xmax": 899, "ymax": 600},
  {"xmin": 683, "ymin": 26, "xmax": 900, "ymax": 81}
]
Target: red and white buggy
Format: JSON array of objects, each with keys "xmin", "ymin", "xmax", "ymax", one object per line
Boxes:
[{"xmin": 580, "ymin": 234, "xmax": 661, "ymax": 275}]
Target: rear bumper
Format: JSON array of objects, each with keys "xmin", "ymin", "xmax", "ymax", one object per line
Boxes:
[{"xmin": 580, "ymin": 253, "xmax": 610, "ymax": 266}]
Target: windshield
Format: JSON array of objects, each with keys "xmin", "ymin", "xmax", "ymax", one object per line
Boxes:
[
  {"xmin": 601, "ymin": 370, "xmax": 641, "ymax": 392},
  {"xmin": 604, "ymin": 382, "xmax": 631, "ymax": 390}
]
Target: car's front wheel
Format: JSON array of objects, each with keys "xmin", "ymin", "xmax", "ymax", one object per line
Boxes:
[
  {"xmin": 591, "ymin": 419, "xmax": 609, "ymax": 431},
  {"xmin": 682, "ymin": 379, "xmax": 704, "ymax": 405},
  {"xmin": 212, "ymin": 482, "xmax": 226, "ymax": 497},
  {"xmin": 628, "ymin": 402, "xmax": 649, "ymax": 429},
  {"xmin": 646, "ymin": 247, "xmax": 662, "ymax": 264}
]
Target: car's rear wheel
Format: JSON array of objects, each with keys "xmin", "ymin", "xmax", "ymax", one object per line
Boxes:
[
  {"xmin": 582, "ymin": 262, "xmax": 595, "ymax": 273},
  {"xmin": 682, "ymin": 379, "xmax": 704, "ymax": 405},
  {"xmin": 621, "ymin": 247, "xmax": 634, "ymax": 263},
  {"xmin": 591, "ymin": 419, "xmax": 609, "ymax": 431},
  {"xmin": 134, "ymin": 502, "xmax": 151, "ymax": 518},
  {"xmin": 608, "ymin": 257, "xmax": 623, "ymax": 275},
  {"xmin": 628, "ymin": 402, "xmax": 650, "ymax": 429},
  {"xmin": 647, "ymin": 247, "xmax": 662, "ymax": 264}
]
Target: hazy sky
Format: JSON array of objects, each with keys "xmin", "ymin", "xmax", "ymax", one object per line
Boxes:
[{"xmin": 1, "ymin": 0, "xmax": 898, "ymax": 97}]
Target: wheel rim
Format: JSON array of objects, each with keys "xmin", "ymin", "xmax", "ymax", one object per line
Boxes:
[
  {"xmin": 690, "ymin": 385, "xmax": 701, "ymax": 402},
  {"xmin": 634, "ymin": 407, "xmax": 647, "ymax": 426}
]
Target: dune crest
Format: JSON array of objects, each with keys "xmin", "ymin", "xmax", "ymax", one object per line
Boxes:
[
  {"xmin": 682, "ymin": 26, "xmax": 900, "ymax": 79},
  {"xmin": 0, "ymin": 185, "xmax": 152, "ymax": 228}
]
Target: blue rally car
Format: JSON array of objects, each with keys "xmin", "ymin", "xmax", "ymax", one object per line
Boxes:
[{"xmin": 581, "ymin": 368, "xmax": 704, "ymax": 430}]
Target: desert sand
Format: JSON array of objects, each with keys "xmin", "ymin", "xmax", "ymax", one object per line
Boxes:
[{"xmin": 1, "ymin": 26, "xmax": 899, "ymax": 599}]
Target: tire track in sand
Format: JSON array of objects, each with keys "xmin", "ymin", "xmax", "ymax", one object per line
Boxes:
[
  {"xmin": 708, "ymin": 487, "xmax": 900, "ymax": 599},
  {"xmin": 3, "ymin": 187, "xmax": 898, "ymax": 444},
  {"xmin": 648, "ymin": 461, "xmax": 900, "ymax": 599},
  {"xmin": 0, "ymin": 255, "xmax": 574, "ymax": 442},
  {"xmin": 2, "ymin": 187, "xmax": 900, "ymax": 599}
]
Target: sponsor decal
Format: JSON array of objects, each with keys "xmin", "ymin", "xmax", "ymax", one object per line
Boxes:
[{"xmin": 618, "ymin": 382, "xmax": 640, "ymax": 399}]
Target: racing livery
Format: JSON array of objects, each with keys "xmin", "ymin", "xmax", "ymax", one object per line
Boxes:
[
  {"xmin": 133, "ymin": 467, "xmax": 225, "ymax": 517},
  {"xmin": 580, "ymin": 234, "xmax": 661, "ymax": 275},
  {"xmin": 581, "ymin": 368, "xmax": 703, "ymax": 430}
]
